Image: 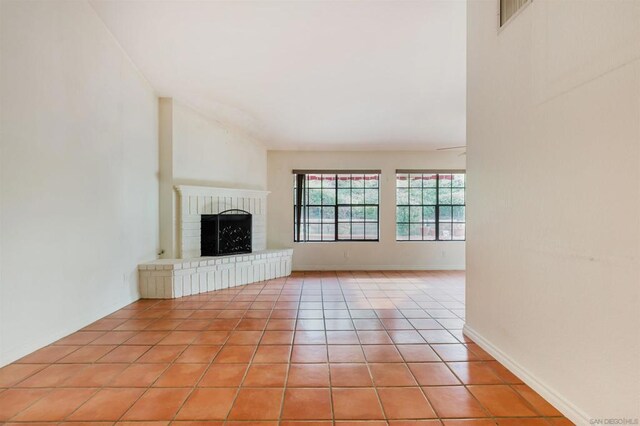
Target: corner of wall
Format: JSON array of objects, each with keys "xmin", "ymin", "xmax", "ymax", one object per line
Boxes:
[
  {"xmin": 463, "ymin": 325, "xmax": 590, "ymax": 425},
  {"xmin": 158, "ymin": 97, "xmax": 175, "ymax": 258}
]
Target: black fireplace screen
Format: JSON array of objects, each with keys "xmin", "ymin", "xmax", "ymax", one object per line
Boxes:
[{"xmin": 201, "ymin": 209, "xmax": 252, "ymax": 256}]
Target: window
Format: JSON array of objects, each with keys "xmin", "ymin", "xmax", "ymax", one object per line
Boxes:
[
  {"xmin": 293, "ymin": 171, "xmax": 380, "ymax": 242},
  {"xmin": 396, "ymin": 171, "xmax": 465, "ymax": 241},
  {"xmin": 500, "ymin": 0, "xmax": 530, "ymax": 27}
]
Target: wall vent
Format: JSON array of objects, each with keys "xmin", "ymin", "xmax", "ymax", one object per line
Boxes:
[{"xmin": 500, "ymin": 0, "xmax": 530, "ymax": 27}]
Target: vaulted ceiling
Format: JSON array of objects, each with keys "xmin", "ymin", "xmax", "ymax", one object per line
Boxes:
[{"xmin": 90, "ymin": 0, "xmax": 466, "ymax": 150}]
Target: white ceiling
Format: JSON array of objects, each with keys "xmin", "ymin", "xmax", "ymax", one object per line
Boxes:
[{"xmin": 90, "ymin": 0, "xmax": 466, "ymax": 151}]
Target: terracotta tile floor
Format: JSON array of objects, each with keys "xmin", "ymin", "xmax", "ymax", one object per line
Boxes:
[{"xmin": 0, "ymin": 270, "xmax": 574, "ymax": 425}]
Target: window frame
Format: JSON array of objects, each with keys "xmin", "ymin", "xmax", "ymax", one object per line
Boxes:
[
  {"xmin": 395, "ymin": 170, "xmax": 466, "ymax": 242},
  {"xmin": 293, "ymin": 171, "xmax": 380, "ymax": 243}
]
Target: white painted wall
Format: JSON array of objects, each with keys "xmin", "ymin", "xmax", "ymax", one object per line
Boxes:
[
  {"xmin": 157, "ymin": 99, "xmax": 268, "ymax": 258},
  {"xmin": 0, "ymin": 0, "xmax": 159, "ymax": 365},
  {"xmin": 172, "ymin": 101, "xmax": 267, "ymax": 190},
  {"xmin": 466, "ymin": 0, "xmax": 639, "ymax": 422},
  {"xmin": 267, "ymin": 151, "xmax": 466, "ymax": 270}
]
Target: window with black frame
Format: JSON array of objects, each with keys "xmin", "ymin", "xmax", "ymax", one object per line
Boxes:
[
  {"xmin": 396, "ymin": 171, "xmax": 465, "ymax": 241},
  {"xmin": 293, "ymin": 170, "xmax": 380, "ymax": 242}
]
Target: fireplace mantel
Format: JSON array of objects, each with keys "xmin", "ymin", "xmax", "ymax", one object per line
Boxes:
[
  {"xmin": 175, "ymin": 185, "xmax": 270, "ymax": 259},
  {"xmin": 175, "ymin": 185, "xmax": 270, "ymax": 199}
]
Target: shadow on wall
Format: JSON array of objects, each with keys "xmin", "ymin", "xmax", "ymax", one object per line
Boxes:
[{"xmin": 172, "ymin": 179, "xmax": 266, "ymax": 191}]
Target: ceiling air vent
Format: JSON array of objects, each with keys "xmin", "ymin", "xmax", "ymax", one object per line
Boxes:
[{"xmin": 500, "ymin": 0, "xmax": 530, "ymax": 27}]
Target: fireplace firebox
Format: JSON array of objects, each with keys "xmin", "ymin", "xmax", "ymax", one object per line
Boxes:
[{"xmin": 201, "ymin": 209, "xmax": 252, "ymax": 256}]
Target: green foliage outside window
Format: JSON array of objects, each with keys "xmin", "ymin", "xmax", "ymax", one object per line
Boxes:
[
  {"xmin": 396, "ymin": 172, "xmax": 465, "ymax": 241},
  {"xmin": 294, "ymin": 173, "xmax": 380, "ymax": 242}
]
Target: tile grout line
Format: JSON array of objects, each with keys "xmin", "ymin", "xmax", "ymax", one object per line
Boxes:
[
  {"xmin": 217, "ymin": 299, "xmax": 263, "ymax": 422},
  {"xmin": 277, "ymin": 273, "xmax": 302, "ymax": 423},
  {"xmin": 350, "ymin": 272, "xmax": 390, "ymax": 422},
  {"xmin": 115, "ymin": 297, "xmax": 194, "ymax": 423}
]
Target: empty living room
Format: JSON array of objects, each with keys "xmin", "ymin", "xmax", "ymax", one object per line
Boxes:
[{"xmin": 0, "ymin": 0, "xmax": 638, "ymax": 424}]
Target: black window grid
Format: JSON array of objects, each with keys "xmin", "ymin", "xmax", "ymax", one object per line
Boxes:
[
  {"xmin": 294, "ymin": 173, "xmax": 380, "ymax": 242},
  {"xmin": 396, "ymin": 173, "xmax": 466, "ymax": 241}
]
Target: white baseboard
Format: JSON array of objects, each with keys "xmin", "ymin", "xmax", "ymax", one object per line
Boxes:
[
  {"xmin": 293, "ymin": 264, "xmax": 466, "ymax": 271},
  {"xmin": 463, "ymin": 324, "xmax": 590, "ymax": 425}
]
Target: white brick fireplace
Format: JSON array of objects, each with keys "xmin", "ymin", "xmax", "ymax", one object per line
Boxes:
[
  {"xmin": 139, "ymin": 184, "xmax": 292, "ymax": 298},
  {"xmin": 175, "ymin": 185, "xmax": 269, "ymax": 259}
]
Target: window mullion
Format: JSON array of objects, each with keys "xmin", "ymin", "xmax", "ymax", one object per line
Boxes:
[
  {"xmin": 334, "ymin": 174, "xmax": 338, "ymax": 241},
  {"xmin": 435, "ymin": 174, "xmax": 440, "ymax": 241},
  {"xmin": 421, "ymin": 173, "xmax": 425, "ymax": 241},
  {"xmin": 305, "ymin": 176, "xmax": 309, "ymax": 242},
  {"xmin": 350, "ymin": 176, "xmax": 353, "ymax": 240}
]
